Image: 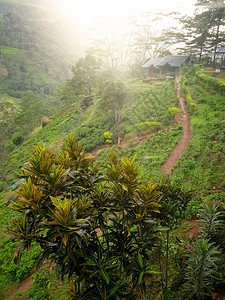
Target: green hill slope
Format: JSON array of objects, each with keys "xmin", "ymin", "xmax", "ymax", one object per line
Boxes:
[
  {"xmin": 0, "ymin": 67, "xmax": 224, "ymax": 298},
  {"xmin": 0, "ymin": 0, "xmax": 84, "ymax": 96}
]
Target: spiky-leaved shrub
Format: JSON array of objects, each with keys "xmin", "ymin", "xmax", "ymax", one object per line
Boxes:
[
  {"xmin": 183, "ymin": 239, "xmax": 221, "ymax": 299},
  {"xmin": 7, "ymin": 135, "xmax": 164, "ymax": 299},
  {"xmin": 199, "ymin": 203, "xmax": 225, "ymax": 246}
]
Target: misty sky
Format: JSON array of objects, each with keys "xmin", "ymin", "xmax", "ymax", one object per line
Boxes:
[{"xmin": 51, "ymin": 0, "xmax": 197, "ymax": 27}]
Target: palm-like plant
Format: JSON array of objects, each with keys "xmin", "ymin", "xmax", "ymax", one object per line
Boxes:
[
  {"xmin": 64, "ymin": 134, "xmax": 96, "ymax": 170},
  {"xmin": 13, "ymin": 177, "xmax": 44, "ymax": 213},
  {"xmin": 43, "ymin": 197, "xmax": 91, "ymax": 247},
  {"xmin": 183, "ymin": 239, "xmax": 221, "ymax": 299},
  {"xmin": 199, "ymin": 203, "xmax": 224, "ymax": 243},
  {"xmin": 129, "ymin": 253, "xmax": 160, "ymax": 298},
  {"xmin": 157, "ymin": 176, "xmax": 193, "ymax": 227},
  {"xmin": 7, "ymin": 214, "xmax": 41, "ymax": 264},
  {"xmin": 8, "ymin": 136, "xmax": 180, "ymax": 298}
]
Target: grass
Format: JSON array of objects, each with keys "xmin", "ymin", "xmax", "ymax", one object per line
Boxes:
[
  {"xmin": 97, "ymin": 124, "xmax": 183, "ymax": 179},
  {"xmin": 171, "ymin": 69, "xmax": 225, "ymax": 194},
  {"xmin": 1, "ymin": 67, "xmax": 225, "ymax": 298},
  {"xmin": 1, "ymin": 79, "xmax": 179, "ymax": 184},
  {"xmin": 217, "ymin": 71, "xmax": 225, "ymax": 83}
]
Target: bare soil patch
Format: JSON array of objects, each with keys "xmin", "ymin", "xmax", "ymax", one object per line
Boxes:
[
  {"xmin": 185, "ymin": 219, "xmax": 200, "ymax": 242},
  {"xmin": 2, "ymin": 277, "xmax": 33, "ymax": 300}
]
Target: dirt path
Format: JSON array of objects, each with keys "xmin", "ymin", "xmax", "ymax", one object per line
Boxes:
[
  {"xmin": 1, "ymin": 263, "xmax": 55, "ymax": 300},
  {"xmin": 93, "ymin": 74, "xmax": 191, "ymax": 173},
  {"xmin": 160, "ymin": 75, "xmax": 191, "ymax": 174},
  {"xmin": 91, "ymin": 133, "xmax": 151, "ymax": 156},
  {"xmin": 2, "ymin": 277, "xmax": 33, "ymax": 300}
]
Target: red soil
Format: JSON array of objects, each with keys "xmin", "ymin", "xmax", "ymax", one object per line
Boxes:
[
  {"xmin": 160, "ymin": 75, "xmax": 191, "ymax": 174},
  {"xmin": 185, "ymin": 219, "xmax": 200, "ymax": 242},
  {"xmin": 2, "ymin": 277, "xmax": 33, "ymax": 300}
]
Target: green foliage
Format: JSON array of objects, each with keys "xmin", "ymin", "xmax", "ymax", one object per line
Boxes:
[
  {"xmin": 14, "ymin": 92, "xmax": 46, "ymax": 136},
  {"xmin": 139, "ymin": 121, "xmax": 161, "ymax": 133},
  {"xmin": 157, "ymin": 176, "xmax": 193, "ymax": 228},
  {"xmin": 0, "ymin": 1, "xmax": 82, "ymax": 97},
  {"xmin": 69, "ymin": 54, "xmax": 101, "ymax": 95},
  {"xmin": 7, "ymin": 136, "xmax": 180, "ymax": 298},
  {"xmin": 196, "ymin": 71, "xmax": 225, "ymax": 94},
  {"xmin": 184, "ymin": 196, "xmax": 203, "ymax": 219},
  {"xmin": 187, "ymin": 101, "xmax": 197, "ymax": 113},
  {"xmin": 199, "ymin": 204, "xmax": 225, "ymax": 244},
  {"xmin": 183, "ymin": 239, "xmax": 221, "ymax": 299},
  {"xmin": 104, "ymin": 131, "xmax": 113, "ymax": 144},
  {"xmin": 123, "ymin": 81, "xmax": 177, "ymax": 129},
  {"xmin": 168, "ymin": 107, "xmax": 181, "ymax": 117},
  {"xmin": 0, "ymin": 238, "xmax": 40, "ymax": 295},
  {"xmin": 12, "ymin": 132, "xmax": 23, "ymax": 146},
  {"xmin": 98, "ymin": 70, "xmax": 130, "ymax": 124},
  {"xmin": 171, "ymin": 66, "xmax": 225, "ymax": 193}
]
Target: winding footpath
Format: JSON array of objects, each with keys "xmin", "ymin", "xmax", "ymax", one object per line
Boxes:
[{"xmin": 160, "ymin": 75, "xmax": 191, "ymax": 174}]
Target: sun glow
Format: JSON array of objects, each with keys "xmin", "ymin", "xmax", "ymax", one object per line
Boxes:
[{"xmin": 53, "ymin": 0, "xmax": 196, "ymax": 27}]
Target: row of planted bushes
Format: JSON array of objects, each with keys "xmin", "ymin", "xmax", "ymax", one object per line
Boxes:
[
  {"xmin": 181, "ymin": 75, "xmax": 197, "ymax": 114},
  {"xmin": 196, "ymin": 71, "xmax": 225, "ymax": 94}
]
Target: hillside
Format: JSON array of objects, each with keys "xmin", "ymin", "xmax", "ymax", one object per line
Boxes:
[
  {"xmin": 1, "ymin": 66, "xmax": 224, "ymax": 193},
  {"xmin": 0, "ymin": 0, "xmax": 84, "ymax": 97},
  {"xmin": 0, "ymin": 64, "xmax": 224, "ymax": 299},
  {"xmin": 0, "ymin": 0, "xmax": 225, "ymax": 297},
  {"xmin": 0, "ymin": 0, "xmax": 88, "ymax": 172}
]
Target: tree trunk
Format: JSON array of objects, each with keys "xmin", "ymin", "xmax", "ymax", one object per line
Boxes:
[
  {"xmin": 212, "ymin": 16, "xmax": 222, "ymax": 68},
  {"xmin": 165, "ymin": 230, "xmax": 169, "ymax": 288},
  {"xmin": 114, "ymin": 107, "xmax": 120, "ymax": 124}
]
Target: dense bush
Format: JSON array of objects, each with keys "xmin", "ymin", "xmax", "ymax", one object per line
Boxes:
[
  {"xmin": 104, "ymin": 131, "xmax": 113, "ymax": 143},
  {"xmin": 139, "ymin": 121, "xmax": 162, "ymax": 133},
  {"xmin": 168, "ymin": 107, "xmax": 181, "ymax": 117},
  {"xmin": 12, "ymin": 132, "xmax": 24, "ymax": 146},
  {"xmin": 183, "ymin": 239, "xmax": 221, "ymax": 299}
]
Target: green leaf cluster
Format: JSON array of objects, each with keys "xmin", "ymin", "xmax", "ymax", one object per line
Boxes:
[{"xmin": 7, "ymin": 135, "xmax": 194, "ymax": 298}]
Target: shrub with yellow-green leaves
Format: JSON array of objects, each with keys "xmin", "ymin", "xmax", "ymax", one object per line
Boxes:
[
  {"xmin": 168, "ymin": 107, "xmax": 181, "ymax": 117},
  {"xmin": 103, "ymin": 131, "xmax": 113, "ymax": 144},
  {"xmin": 139, "ymin": 121, "xmax": 162, "ymax": 133}
]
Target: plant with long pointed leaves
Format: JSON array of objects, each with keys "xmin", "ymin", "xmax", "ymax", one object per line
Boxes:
[
  {"xmin": 8, "ymin": 136, "xmax": 195, "ymax": 298},
  {"xmin": 129, "ymin": 252, "xmax": 160, "ymax": 298},
  {"xmin": 183, "ymin": 239, "xmax": 221, "ymax": 299},
  {"xmin": 199, "ymin": 203, "xmax": 225, "ymax": 243}
]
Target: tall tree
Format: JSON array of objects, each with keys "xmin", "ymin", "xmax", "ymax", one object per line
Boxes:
[
  {"xmin": 69, "ymin": 54, "xmax": 101, "ymax": 96},
  {"xmin": 178, "ymin": 10, "xmax": 212, "ymax": 61},
  {"xmin": 182, "ymin": 0, "xmax": 225, "ymax": 64},
  {"xmin": 131, "ymin": 13, "xmax": 176, "ymax": 65},
  {"xmin": 98, "ymin": 70, "xmax": 129, "ymax": 125},
  {"xmin": 14, "ymin": 92, "xmax": 45, "ymax": 138}
]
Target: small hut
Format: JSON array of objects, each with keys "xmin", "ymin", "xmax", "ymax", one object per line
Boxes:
[
  {"xmin": 142, "ymin": 57, "xmax": 163, "ymax": 77},
  {"xmin": 142, "ymin": 55, "xmax": 189, "ymax": 78}
]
